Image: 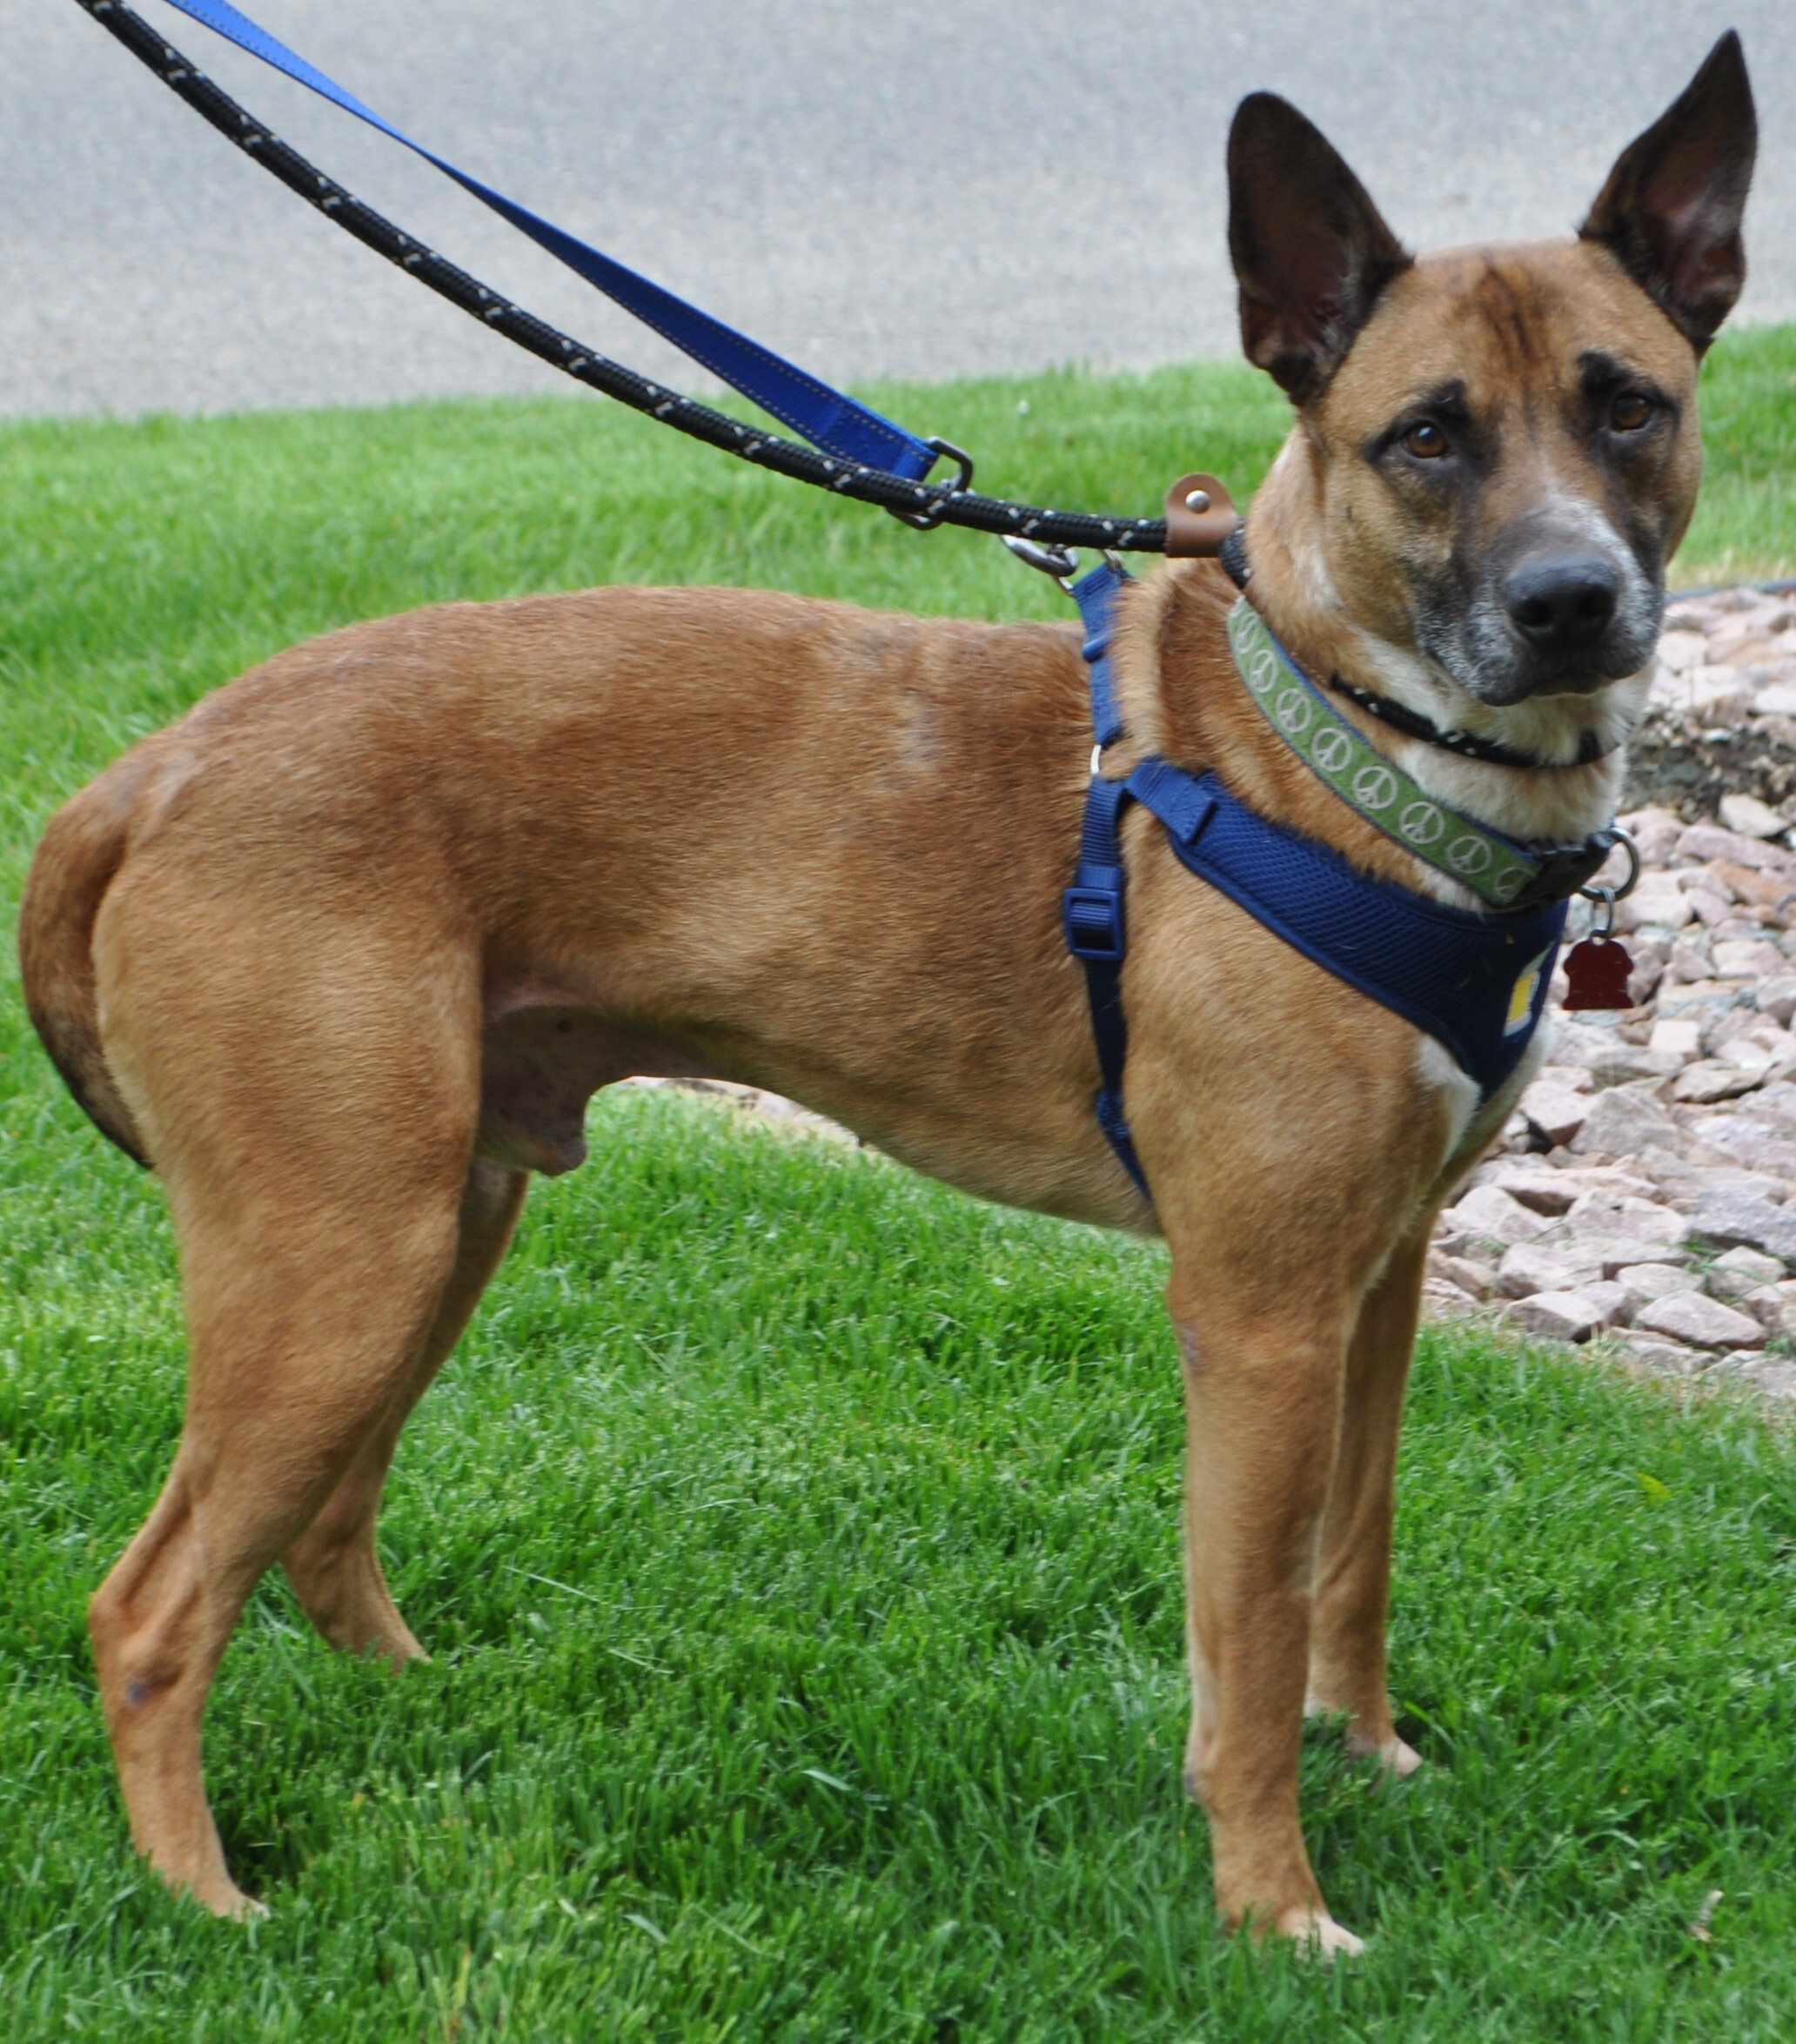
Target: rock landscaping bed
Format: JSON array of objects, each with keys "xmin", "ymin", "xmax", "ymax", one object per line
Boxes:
[
  {"xmin": 1623, "ymin": 582, "xmax": 1796, "ymax": 819},
  {"xmin": 1429, "ymin": 584, "xmax": 1796, "ymax": 1400}
]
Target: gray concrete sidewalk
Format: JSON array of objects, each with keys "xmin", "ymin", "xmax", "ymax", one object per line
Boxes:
[{"xmin": 4, "ymin": 1, "xmax": 1792, "ymax": 419}]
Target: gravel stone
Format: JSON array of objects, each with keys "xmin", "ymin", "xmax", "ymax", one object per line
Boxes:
[
  {"xmin": 1429, "ymin": 1253, "xmax": 1498, "ymax": 1301},
  {"xmin": 1612, "ymin": 1262, "xmax": 1697, "ymax": 1305},
  {"xmin": 1648, "ymin": 1017, "xmax": 1703, "ymax": 1058},
  {"xmin": 1720, "ymin": 792, "xmax": 1787, "ymax": 839},
  {"xmin": 1579, "ymin": 1279, "xmax": 1633, "ymax": 1327},
  {"xmin": 1694, "ymin": 1123, "xmax": 1796, "ymax": 1174},
  {"xmin": 1710, "ymin": 1243, "xmax": 1787, "ymax": 1291},
  {"xmin": 1727, "ymin": 1357, "xmax": 1796, "ymax": 1399},
  {"xmin": 1563, "ymin": 1192, "xmax": 1691, "ymax": 1249},
  {"xmin": 1506, "ymin": 1292, "xmax": 1605, "ymax": 1344},
  {"xmin": 1441, "ymin": 1184, "xmax": 1547, "ymax": 1250},
  {"xmin": 1619, "ymin": 1334, "xmax": 1711, "ymax": 1377},
  {"xmin": 1485, "ymin": 1163, "xmax": 1581, "ymax": 1215},
  {"xmin": 1674, "ymin": 1059, "xmax": 1765, "ymax": 1103},
  {"xmin": 1566, "ymin": 1236, "xmax": 1693, "ymax": 1278},
  {"xmin": 1484, "ymin": 1163, "xmax": 1655, "ymax": 1215},
  {"xmin": 1518, "ymin": 1079, "xmax": 1591, "ymax": 1148},
  {"xmin": 1616, "ymin": 871, "xmax": 1693, "ymax": 933},
  {"xmin": 1632, "ymin": 1290, "xmax": 1767, "ymax": 1350},
  {"xmin": 1739, "ymin": 1283, "xmax": 1786, "ymax": 1330},
  {"xmin": 1690, "ymin": 1190, "xmax": 1796, "ymax": 1263},
  {"xmin": 1495, "ymin": 1243, "xmax": 1604, "ymax": 1301},
  {"xmin": 1568, "ymin": 1087, "xmax": 1679, "ymax": 1158},
  {"xmin": 1757, "ymin": 977, "xmax": 1796, "ymax": 1026},
  {"xmin": 1677, "ymin": 825, "xmax": 1793, "ymax": 871},
  {"xmin": 1746, "ymin": 1081, "xmax": 1796, "ymax": 1129},
  {"xmin": 1422, "ymin": 1277, "xmax": 1480, "ymax": 1319}
]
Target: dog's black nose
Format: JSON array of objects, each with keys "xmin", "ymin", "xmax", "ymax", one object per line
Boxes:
[{"xmin": 1503, "ymin": 553, "xmax": 1621, "ymax": 653}]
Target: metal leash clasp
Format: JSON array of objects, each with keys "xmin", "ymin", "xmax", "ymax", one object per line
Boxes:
[
  {"xmin": 1001, "ymin": 535, "xmax": 1128, "ymax": 591},
  {"xmin": 1002, "ymin": 535, "xmax": 1080, "ymax": 588}
]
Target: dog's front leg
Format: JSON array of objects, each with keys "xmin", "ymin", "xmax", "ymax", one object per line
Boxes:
[
  {"xmin": 1304, "ymin": 1230, "xmax": 1429, "ymax": 1778},
  {"xmin": 1168, "ymin": 1261, "xmax": 1363, "ymax": 1956}
]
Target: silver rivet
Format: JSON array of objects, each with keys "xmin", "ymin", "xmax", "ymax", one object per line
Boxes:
[{"xmin": 1184, "ymin": 489, "xmax": 1211, "ymax": 513}]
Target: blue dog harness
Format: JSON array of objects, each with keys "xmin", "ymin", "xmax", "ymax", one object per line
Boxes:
[{"xmin": 1064, "ymin": 560, "xmax": 1595, "ymax": 1200}]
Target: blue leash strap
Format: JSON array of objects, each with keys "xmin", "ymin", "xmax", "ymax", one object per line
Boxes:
[
  {"xmin": 1062, "ymin": 560, "xmax": 1151, "ymax": 1200},
  {"xmin": 154, "ymin": 0, "xmax": 938, "ymax": 480}
]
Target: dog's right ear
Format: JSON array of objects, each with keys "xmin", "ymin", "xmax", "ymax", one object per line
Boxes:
[
  {"xmin": 1579, "ymin": 31, "xmax": 1756, "ymax": 352},
  {"xmin": 1228, "ymin": 93, "xmax": 1411, "ymax": 404}
]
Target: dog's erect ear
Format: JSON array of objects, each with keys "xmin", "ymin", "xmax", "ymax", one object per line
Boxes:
[
  {"xmin": 1227, "ymin": 92, "xmax": 1411, "ymax": 403},
  {"xmin": 1579, "ymin": 31, "xmax": 1756, "ymax": 351}
]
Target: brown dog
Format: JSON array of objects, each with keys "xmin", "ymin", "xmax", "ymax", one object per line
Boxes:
[{"xmin": 19, "ymin": 37, "xmax": 1754, "ymax": 1948}]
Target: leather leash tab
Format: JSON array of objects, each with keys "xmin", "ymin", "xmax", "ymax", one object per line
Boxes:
[{"xmin": 1163, "ymin": 473, "xmax": 1239, "ymax": 558}]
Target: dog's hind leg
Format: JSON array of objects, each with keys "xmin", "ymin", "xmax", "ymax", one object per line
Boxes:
[
  {"xmin": 1303, "ymin": 1232, "xmax": 1427, "ymax": 1779},
  {"xmin": 282, "ymin": 1160, "xmax": 530, "ymax": 1663},
  {"xmin": 85, "ymin": 951, "xmax": 486, "ymax": 1915}
]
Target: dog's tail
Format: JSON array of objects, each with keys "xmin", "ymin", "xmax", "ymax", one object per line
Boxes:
[{"xmin": 18, "ymin": 754, "xmax": 157, "ymax": 1167}]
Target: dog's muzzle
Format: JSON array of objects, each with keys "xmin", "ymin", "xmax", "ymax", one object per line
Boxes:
[{"xmin": 1441, "ymin": 546, "xmax": 1661, "ymax": 705}]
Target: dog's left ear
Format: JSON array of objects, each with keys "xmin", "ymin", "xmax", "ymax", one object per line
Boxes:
[{"xmin": 1579, "ymin": 30, "xmax": 1756, "ymax": 352}]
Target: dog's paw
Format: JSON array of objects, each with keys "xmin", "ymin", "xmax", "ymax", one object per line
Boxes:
[
  {"xmin": 1346, "ymin": 1726, "xmax": 1424, "ymax": 1779},
  {"xmin": 1278, "ymin": 1907, "xmax": 1365, "ymax": 1961},
  {"xmin": 166, "ymin": 1866, "xmax": 265, "ymax": 1920}
]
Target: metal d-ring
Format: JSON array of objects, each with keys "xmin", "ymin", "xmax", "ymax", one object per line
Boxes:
[
  {"xmin": 888, "ymin": 437, "xmax": 976, "ymax": 530},
  {"xmin": 1575, "ymin": 824, "xmax": 1639, "ymax": 931}
]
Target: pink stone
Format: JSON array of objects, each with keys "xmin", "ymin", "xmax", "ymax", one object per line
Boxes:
[
  {"xmin": 1440, "ymin": 1185, "xmax": 1547, "ymax": 1250},
  {"xmin": 1496, "ymin": 1243, "xmax": 1604, "ymax": 1301},
  {"xmin": 1622, "ymin": 1333, "xmax": 1709, "ymax": 1376},
  {"xmin": 1633, "ymin": 1290, "xmax": 1767, "ymax": 1351},
  {"xmin": 1617, "ymin": 871, "xmax": 1694, "ymax": 935},
  {"xmin": 1612, "ymin": 1262, "xmax": 1696, "ymax": 1304},
  {"xmin": 1676, "ymin": 824, "xmax": 1795, "ymax": 873},
  {"xmin": 1506, "ymin": 1292, "xmax": 1604, "ymax": 1344},
  {"xmin": 1649, "ymin": 1018, "xmax": 1702, "ymax": 1059},
  {"xmin": 1519, "ymin": 1081, "xmax": 1591, "ymax": 1148}
]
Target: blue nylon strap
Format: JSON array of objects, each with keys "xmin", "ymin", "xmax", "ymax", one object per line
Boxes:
[
  {"xmin": 1127, "ymin": 761, "xmax": 1566, "ymax": 1100},
  {"xmin": 1063, "ymin": 560, "xmax": 1149, "ymax": 1200},
  {"xmin": 1070, "ymin": 561, "xmax": 1129, "ymax": 749},
  {"xmin": 157, "ymin": 0, "xmax": 937, "ymax": 479}
]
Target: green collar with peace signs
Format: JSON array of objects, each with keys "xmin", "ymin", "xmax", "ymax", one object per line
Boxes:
[{"xmin": 1224, "ymin": 598, "xmax": 1609, "ymax": 911}]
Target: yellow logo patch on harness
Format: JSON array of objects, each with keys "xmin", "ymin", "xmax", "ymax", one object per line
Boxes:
[{"xmin": 1504, "ymin": 948, "xmax": 1552, "ymax": 1037}]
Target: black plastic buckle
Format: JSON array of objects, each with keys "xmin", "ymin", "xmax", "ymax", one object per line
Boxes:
[
  {"xmin": 1504, "ymin": 830, "xmax": 1618, "ymax": 910},
  {"xmin": 1064, "ymin": 883, "xmax": 1126, "ymax": 962}
]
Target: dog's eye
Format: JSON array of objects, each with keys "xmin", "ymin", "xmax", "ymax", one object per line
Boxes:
[
  {"xmin": 1610, "ymin": 392, "xmax": 1654, "ymax": 433},
  {"xmin": 1402, "ymin": 421, "xmax": 1449, "ymax": 459}
]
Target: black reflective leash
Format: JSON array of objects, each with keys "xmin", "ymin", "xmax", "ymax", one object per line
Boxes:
[{"xmin": 76, "ymin": 0, "xmax": 1172, "ymax": 555}]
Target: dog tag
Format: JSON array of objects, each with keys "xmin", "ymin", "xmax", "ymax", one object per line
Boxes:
[{"xmin": 1561, "ymin": 935, "xmax": 1635, "ymax": 1010}]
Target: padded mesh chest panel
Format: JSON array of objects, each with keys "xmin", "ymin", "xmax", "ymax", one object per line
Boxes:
[{"xmin": 1125, "ymin": 757, "xmax": 1567, "ymax": 1101}]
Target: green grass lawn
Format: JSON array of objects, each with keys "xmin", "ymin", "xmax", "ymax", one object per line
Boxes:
[{"xmin": 4, "ymin": 332, "xmax": 1796, "ymax": 2039}]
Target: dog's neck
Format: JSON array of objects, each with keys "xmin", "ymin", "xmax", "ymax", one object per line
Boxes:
[{"xmin": 1241, "ymin": 434, "xmax": 1643, "ymax": 850}]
